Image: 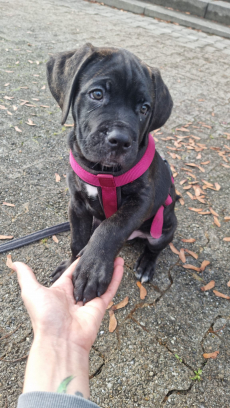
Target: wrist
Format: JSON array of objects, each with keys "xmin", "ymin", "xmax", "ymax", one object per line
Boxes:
[{"xmin": 23, "ymin": 337, "xmax": 90, "ymax": 398}]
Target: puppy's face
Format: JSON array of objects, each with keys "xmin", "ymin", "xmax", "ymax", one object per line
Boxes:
[
  {"xmin": 47, "ymin": 44, "xmax": 173, "ymax": 172},
  {"xmin": 72, "ymin": 52, "xmax": 153, "ymax": 171}
]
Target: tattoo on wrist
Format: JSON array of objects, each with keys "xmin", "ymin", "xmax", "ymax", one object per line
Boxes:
[{"xmin": 57, "ymin": 375, "xmax": 75, "ymax": 393}]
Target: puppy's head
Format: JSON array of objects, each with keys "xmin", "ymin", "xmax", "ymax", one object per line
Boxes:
[{"xmin": 47, "ymin": 43, "xmax": 173, "ymax": 172}]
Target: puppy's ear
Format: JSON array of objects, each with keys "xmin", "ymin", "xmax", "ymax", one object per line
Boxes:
[
  {"xmin": 46, "ymin": 43, "xmax": 95, "ymax": 125},
  {"xmin": 149, "ymin": 68, "xmax": 173, "ymax": 131}
]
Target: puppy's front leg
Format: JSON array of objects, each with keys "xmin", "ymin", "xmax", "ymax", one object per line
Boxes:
[
  {"xmin": 51, "ymin": 201, "xmax": 93, "ymax": 281},
  {"xmin": 72, "ymin": 195, "xmax": 151, "ymax": 303}
]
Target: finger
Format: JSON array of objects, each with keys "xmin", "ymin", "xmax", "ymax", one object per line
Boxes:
[
  {"xmin": 114, "ymin": 257, "xmax": 124, "ymax": 267},
  {"xmin": 100, "ymin": 263, "xmax": 124, "ymax": 307},
  {"xmin": 51, "ymin": 258, "xmax": 80, "ymax": 288},
  {"xmin": 12, "ymin": 262, "xmax": 41, "ymax": 294}
]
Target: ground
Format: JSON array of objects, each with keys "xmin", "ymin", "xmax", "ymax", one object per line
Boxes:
[{"xmin": 0, "ymin": 0, "xmax": 230, "ymax": 407}]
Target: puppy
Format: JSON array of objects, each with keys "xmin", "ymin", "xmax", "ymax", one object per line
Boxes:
[{"xmin": 47, "ymin": 43, "xmax": 177, "ymax": 303}]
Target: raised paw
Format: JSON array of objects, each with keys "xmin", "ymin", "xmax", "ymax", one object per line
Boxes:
[
  {"xmin": 51, "ymin": 259, "xmax": 72, "ymax": 282},
  {"xmin": 72, "ymin": 249, "xmax": 114, "ymax": 303},
  {"xmin": 134, "ymin": 249, "xmax": 157, "ymax": 283}
]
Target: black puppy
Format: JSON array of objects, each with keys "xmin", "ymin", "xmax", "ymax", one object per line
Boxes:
[{"xmin": 47, "ymin": 43, "xmax": 177, "ymax": 303}]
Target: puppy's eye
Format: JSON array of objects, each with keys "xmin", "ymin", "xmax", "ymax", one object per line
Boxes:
[
  {"xmin": 140, "ymin": 104, "xmax": 149, "ymax": 115},
  {"xmin": 90, "ymin": 90, "xmax": 103, "ymax": 100}
]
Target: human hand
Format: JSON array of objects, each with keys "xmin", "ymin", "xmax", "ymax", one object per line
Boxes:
[
  {"xmin": 12, "ymin": 257, "xmax": 124, "ymax": 396},
  {"xmin": 12, "ymin": 257, "xmax": 124, "ymax": 353}
]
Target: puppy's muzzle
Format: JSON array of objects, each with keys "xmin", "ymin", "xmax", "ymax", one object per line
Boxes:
[{"xmin": 106, "ymin": 129, "xmax": 132, "ymax": 154}]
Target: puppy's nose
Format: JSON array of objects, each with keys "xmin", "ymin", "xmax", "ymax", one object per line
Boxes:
[{"xmin": 107, "ymin": 130, "xmax": 131, "ymax": 151}]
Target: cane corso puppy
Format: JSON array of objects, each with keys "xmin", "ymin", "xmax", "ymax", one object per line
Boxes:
[{"xmin": 47, "ymin": 43, "xmax": 177, "ymax": 303}]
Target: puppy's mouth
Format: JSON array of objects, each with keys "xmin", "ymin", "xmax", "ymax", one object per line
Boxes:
[{"xmin": 90, "ymin": 161, "xmax": 122, "ymax": 173}]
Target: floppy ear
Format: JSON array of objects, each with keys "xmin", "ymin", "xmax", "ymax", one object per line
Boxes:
[
  {"xmin": 46, "ymin": 43, "xmax": 96, "ymax": 125},
  {"xmin": 149, "ymin": 67, "xmax": 173, "ymax": 131}
]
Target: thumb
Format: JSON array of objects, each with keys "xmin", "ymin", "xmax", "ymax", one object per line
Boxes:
[{"xmin": 12, "ymin": 262, "xmax": 41, "ymax": 296}]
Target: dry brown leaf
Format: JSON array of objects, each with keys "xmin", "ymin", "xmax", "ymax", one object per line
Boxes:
[
  {"xmin": 64, "ymin": 124, "xmax": 74, "ymax": 127},
  {"xmin": 109, "ymin": 309, "xmax": 117, "ymax": 332},
  {"xmin": 26, "ymin": 118, "xmax": 35, "ymax": 126},
  {"xmin": 215, "ymin": 183, "xmax": 221, "ymax": 191},
  {"xmin": 55, "ymin": 173, "xmax": 61, "ymax": 182},
  {"xmin": 224, "ymin": 216, "xmax": 230, "ymax": 222},
  {"xmin": 180, "ymin": 179, "xmax": 187, "ymax": 185},
  {"xmin": 136, "ymin": 281, "xmax": 147, "ymax": 300},
  {"xmin": 209, "ymin": 208, "xmax": 218, "ymax": 217},
  {"xmin": 201, "ymin": 280, "xmax": 215, "ymax": 291},
  {"xmin": 15, "ymin": 126, "xmax": 22, "ymax": 133},
  {"xmin": 196, "ymin": 197, "xmax": 206, "ymax": 204},
  {"xmin": 213, "ymin": 290, "xmax": 230, "ymax": 300},
  {"xmin": 181, "ymin": 238, "xmax": 196, "ymax": 243},
  {"xmin": 221, "ymin": 164, "xmax": 230, "ymax": 168},
  {"xmin": 169, "ymin": 242, "xmax": 180, "ymax": 255},
  {"xmin": 179, "ymin": 198, "xmax": 185, "ymax": 206},
  {"xmin": 40, "ymin": 105, "xmax": 49, "ymax": 108},
  {"xmin": 0, "ymin": 105, "xmax": 7, "ymax": 110},
  {"xmin": 183, "ymin": 264, "xmax": 201, "ymax": 272},
  {"xmin": 203, "ymin": 351, "xmax": 219, "ymax": 359},
  {"xmin": 41, "ymin": 85, "xmax": 46, "ymax": 90},
  {"xmin": 6, "ymin": 254, "xmax": 14, "ymax": 269},
  {"xmin": 200, "ymin": 260, "xmax": 210, "ymax": 271},
  {"xmin": 3, "ymin": 202, "xmax": 15, "ymax": 207},
  {"xmin": 183, "ymin": 185, "xmax": 192, "ymax": 190},
  {"xmin": 201, "ymin": 161, "xmax": 210, "ymax": 165},
  {"xmin": 188, "ymin": 208, "xmax": 203, "ymax": 212},
  {"xmin": 184, "ymin": 249, "xmax": 198, "ymax": 259},
  {"xmin": 0, "ymin": 235, "xmax": 13, "ymax": 240},
  {"xmin": 52, "ymin": 235, "xmax": 59, "ymax": 243},
  {"xmin": 176, "ymin": 127, "xmax": 189, "ymax": 132},
  {"xmin": 179, "ymin": 248, "xmax": 186, "ymax": 263},
  {"xmin": 223, "ymin": 237, "xmax": 230, "ymax": 242},
  {"xmin": 199, "ymin": 211, "xmax": 211, "ymax": 215},
  {"xmin": 187, "ymin": 192, "xmax": 194, "ymax": 200},
  {"xmin": 4, "ymin": 95, "xmax": 14, "ymax": 100},
  {"xmin": 214, "ymin": 216, "xmax": 221, "ymax": 227},
  {"xmin": 112, "ymin": 296, "xmax": 129, "ymax": 310},
  {"xmin": 227, "ymin": 281, "xmax": 230, "ymax": 288},
  {"xmin": 106, "ymin": 301, "xmax": 114, "ymax": 310},
  {"xmin": 202, "ymin": 180, "xmax": 213, "ymax": 187}
]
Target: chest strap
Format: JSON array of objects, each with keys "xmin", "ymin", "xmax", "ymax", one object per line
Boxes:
[{"xmin": 70, "ymin": 134, "xmax": 173, "ymax": 239}]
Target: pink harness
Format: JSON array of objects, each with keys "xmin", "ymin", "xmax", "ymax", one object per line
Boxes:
[{"xmin": 69, "ymin": 134, "xmax": 173, "ymax": 239}]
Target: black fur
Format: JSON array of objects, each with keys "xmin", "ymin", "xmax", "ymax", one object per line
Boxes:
[{"xmin": 47, "ymin": 44, "xmax": 177, "ymax": 303}]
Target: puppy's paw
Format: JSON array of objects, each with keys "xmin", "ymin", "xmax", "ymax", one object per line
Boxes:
[
  {"xmin": 51, "ymin": 259, "xmax": 72, "ymax": 282},
  {"xmin": 134, "ymin": 251, "xmax": 157, "ymax": 283},
  {"xmin": 72, "ymin": 251, "xmax": 114, "ymax": 303}
]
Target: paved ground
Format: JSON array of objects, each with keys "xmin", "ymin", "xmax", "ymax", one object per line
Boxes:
[{"xmin": 0, "ymin": 0, "xmax": 230, "ymax": 407}]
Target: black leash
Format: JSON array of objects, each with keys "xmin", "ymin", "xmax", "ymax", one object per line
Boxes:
[{"xmin": 0, "ymin": 222, "xmax": 70, "ymax": 254}]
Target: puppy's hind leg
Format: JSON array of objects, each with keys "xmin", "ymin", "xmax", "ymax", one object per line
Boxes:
[
  {"xmin": 134, "ymin": 212, "xmax": 177, "ymax": 283},
  {"xmin": 51, "ymin": 202, "xmax": 93, "ymax": 282}
]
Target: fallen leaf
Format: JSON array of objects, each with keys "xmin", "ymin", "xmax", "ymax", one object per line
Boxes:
[
  {"xmin": 224, "ymin": 216, "xmax": 230, "ymax": 221},
  {"xmin": 41, "ymin": 85, "xmax": 46, "ymax": 90},
  {"xmin": 26, "ymin": 118, "xmax": 36, "ymax": 126},
  {"xmin": 4, "ymin": 95, "xmax": 14, "ymax": 100},
  {"xmin": 179, "ymin": 198, "xmax": 185, "ymax": 205},
  {"xmin": 109, "ymin": 309, "xmax": 117, "ymax": 332},
  {"xmin": 203, "ymin": 351, "xmax": 219, "ymax": 359},
  {"xmin": 209, "ymin": 208, "xmax": 218, "ymax": 217},
  {"xmin": 52, "ymin": 235, "xmax": 59, "ymax": 243},
  {"xmin": 214, "ymin": 182, "xmax": 221, "ymax": 191},
  {"xmin": 183, "ymin": 264, "xmax": 201, "ymax": 272},
  {"xmin": 112, "ymin": 296, "xmax": 129, "ymax": 310},
  {"xmin": 7, "ymin": 111, "xmax": 12, "ymax": 116},
  {"xmin": 201, "ymin": 161, "xmax": 210, "ymax": 165},
  {"xmin": 183, "ymin": 185, "xmax": 192, "ymax": 190},
  {"xmin": 214, "ymin": 217, "xmax": 221, "ymax": 227},
  {"xmin": 176, "ymin": 127, "xmax": 189, "ymax": 132},
  {"xmin": 199, "ymin": 211, "xmax": 211, "ymax": 215},
  {"xmin": 180, "ymin": 179, "xmax": 187, "ymax": 185},
  {"xmin": 0, "ymin": 105, "xmax": 7, "ymax": 110},
  {"xmin": 0, "ymin": 235, "xmax": 13, "ymax": 240},
  {"xmin": 202, "ymin": 180, "xmax": 213, "ymax": 187},
  {"xmin": 184, "ymin": 249, "xmax": 198, "ymax": 259},
  {"xmin": 136, "ymin": 281, "xmax": 147, "ymax": 300},
  {"xmin": 181, "ymin": 238, "xmax": 196, "ymax": 243},
  {"xmin": 15, "ymin": 126, "xmax": 22, "ymax": 133},
  {"xmin": 169, "ymin": 242, "xmax": 180, "ymax": 255},
  {"xmin": 106, "ymin": 301, "xmax": 114, "ymax": 310},
  {"xmin": 201, "ymin": 280, "xmax": 215, "ymax": 291},
  {"xmin": 186, "ymin": 192, "xmax": 194, "ymax": 200},
  {"xmin": 200, "ymin": 260, "xmax": 210, "ymax": 271},
  {"xmin": 179, "ymin": 248, "xmax": 186, "ymax": 263},
  {"xmin": 40, "ymin": 105, "xmax": 49, "ymax": 108},
  {"xmin": 223, "ymin": 237, "xmax": 230, "ymax": 242},
  {"xmin": 55, "ymin": 173, "xmax": 61, "ymax": 182},
  {"xmin": 188, "ymin": 208, "xmax": 203, "ymax": 212},
  {"xmin": 3, "ymin": 202, "xmax": 15, "ymax": 207},
  {"xmin": 6, "ymin": 254, "xmax": 14, "ymax": 269},
  {"xmin": 64, "ymin": 124, "xmax": 74, "ymax": 127},
  {"xmin": 227, "ymin": 281, "xmax": 230, "ymax": 288},
  {"xmin": 213, "ymin": 290, "xmax": 230, "ymax": 300}
]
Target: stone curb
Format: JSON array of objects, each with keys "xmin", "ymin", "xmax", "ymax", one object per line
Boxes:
[
  {"xmin": 142, "ymin": 0, "xmax": 230, "ymax": 26},
  {"xmin": 101, "ymin": 0, "xmax": 230, "ymax": 38}
]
